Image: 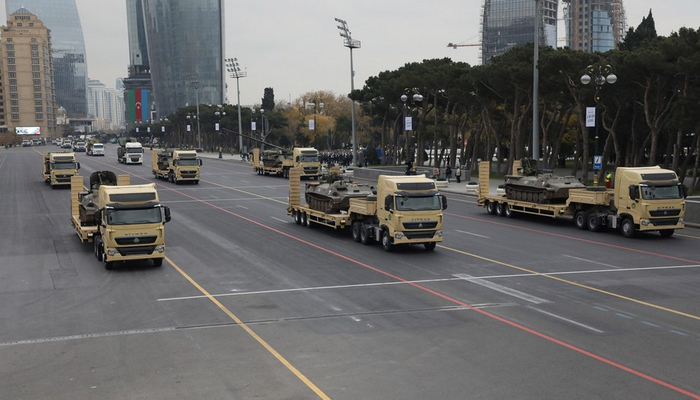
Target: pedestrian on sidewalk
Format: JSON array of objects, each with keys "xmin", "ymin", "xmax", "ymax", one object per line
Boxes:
[
  {"xmin": 455, "ymin": 164, "xmax": 461, "ymax": 183},
  {"xmin": 445, "ymin": 165, "xmax": 452, "ymax": 183}
]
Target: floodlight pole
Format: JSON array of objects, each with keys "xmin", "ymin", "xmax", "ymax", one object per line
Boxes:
[{"xmin": 335, "ymin": 18, "xmax": 361, "ymax": 166}]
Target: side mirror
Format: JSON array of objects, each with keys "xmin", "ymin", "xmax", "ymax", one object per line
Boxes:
[
  {"xmin": 441, "ymin": 194, "xmax": 448, "ymax": 210},
  {"xmin": 199, "ymin": 159, "xmax": 203, "ymax": 166},
  {"xmin": 94, "ymin": 211, "xmax": 102, "ymax": 226},
  {"xmin": 384, "ymin": 196, "xmax": 393, "ymax": 212},
  {"xmin": 164, "ymin": 206, "xmax": 171, "ymax": 223},
  {"xmin": 629, "ymin": 185, "xmax": 639, "ymax": 201},
  {"xmin": 682, "ymin": 184, "xmax": 689, "ymax": 199},
  {"xmin": 76, "ymin": 162, "xmax": 81, "ymax": 170}
]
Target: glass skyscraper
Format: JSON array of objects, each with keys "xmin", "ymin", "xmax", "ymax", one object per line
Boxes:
[
  {"xmin": 5, "ymin": 0, "xmax": 88, "ymax": 118},
  {"xmin": 563, "ymin": 0, "xmax": 626, "ymax": 53},
  {"xmin": 138, "ymin": 0, "xmax": 225, "ymax": 118},
  {"xmin": 481, "ymin": 0, "xmax": 558, "ymax": 64}
]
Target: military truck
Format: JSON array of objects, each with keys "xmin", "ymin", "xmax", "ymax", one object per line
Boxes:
[
  {"xmin": 151, "ymin": 149, "xmax": 202, "ymax": 184},
  {"xmin": 70, "ymin": 171, "xmax": 171, "ymax": 270},
  {"xmin": 117, "ymin": 138, "xmax": 143, "ymax": 164},
  {"xmin": 43, "ymin": 152, "xmax": 80, "ymax": 188},
  {"xmin": 252, "ymin": 147, "xmax": 321, "ymax": 179},
  {"xmin": 287, "ymin": 167, "xmax": 447, "ymax": 251},
  {"xmin": 477, "ymin": 161, "xmax": 686, "ymax": 238},
  {"xmin": 86, "ymin": 140, "xmax": 105, "ymax": 156}
]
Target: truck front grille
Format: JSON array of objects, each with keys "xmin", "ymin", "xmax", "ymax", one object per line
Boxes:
[
  {"xmin": 404, "ymin": 231, "xmax": 436, "ymax": 240},
  {"xmin": 403, "ymin": 221, "xmax": 438, "ymax": 230},
  {"xmin": 650, "ymin": 218, "xmax": 680, "ymax": 226},
  {"xmin": 649, "ymin": 209, "xmax": 681, "ymax": 217},
  {"xmin": 115, "ymin": 236, "xmax": 158, "ymax": 245},
  {"xmin": 117, "ymin": 245, "xmax": 157, "ymax": 256}
]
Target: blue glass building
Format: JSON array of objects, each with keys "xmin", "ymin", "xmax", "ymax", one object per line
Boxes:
[{"xmin": 5, "ymin": 0, "xmax": 88, "ymax": 118}]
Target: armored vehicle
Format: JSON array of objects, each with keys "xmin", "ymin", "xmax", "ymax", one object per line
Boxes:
[
  {"xmin": 78, "ymin": 171, "xmax": 118, "ymax": 225},
  {"xmin": 305, "ymin": 174, "xmax": 375, "ymax": 212},
  {"xmin": 505, "ymin": 158, "xmax": 585, "ymax": 203}
]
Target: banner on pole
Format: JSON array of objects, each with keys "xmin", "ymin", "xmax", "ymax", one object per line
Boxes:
[{"xmin": 586, "ymin": 107, "xmax": 596, "ymax": 128}]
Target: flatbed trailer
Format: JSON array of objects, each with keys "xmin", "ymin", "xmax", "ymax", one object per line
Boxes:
[
  {"xmin": 476, "ymin": 161, "xmax": 685, "ymax": 237},
  {"xmin": 70, "ymin": 174, "xmax": 130, "ymax": 242},
  {"xmin": 286, "ymin": 168, "xmax": 446, "ymax": 251}
]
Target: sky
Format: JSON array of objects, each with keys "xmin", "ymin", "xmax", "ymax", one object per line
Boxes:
[{"xmin": 2, "ymin": 1, "xmax": 699, "ymax": 107}]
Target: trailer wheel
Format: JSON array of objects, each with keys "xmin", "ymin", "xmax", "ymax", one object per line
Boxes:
[
  {"xmin": 659, "ymin": 229, "xmax": 674, "ymax": 238},
  {"xmin": 620, "ymin": 218, "xmax": 636, "ymax": 238},
  {"xmin": 293, "ymin": 210, "xmax": 302, "ymax": 225},
  {"xmin": 352, "ymin": 222, "xmax": 362, "ymax": 242},
  {"xmin": 587, "ymin": 213, "xmax": 602, "ymax": 232},
  {"xmin": 301, "ymin": 212, "xmax": 309, "ymax": 227},
  {"xmin": 360, "ymin": 226, "xmax": 372, "ymax": 245},
  {"xmin": 152, "ymin": 258, "xmax": 163, "ymax": 267},
  {"xmin": 486, "ymin": 201, "xmax": 497, "ymax": 215},
  {"xmin": 503, "ymin": 203, "xmax": 513, "ymax": 218},
  {"xmin": 424, "ymin": 242, "xmax": 436, "ymax": 251},
  {"xmin": 575, "ymin": 211, "xmax": 589, "ymax": 230},
  {"xmin": 381, "ymin": 229, "xmax": 393, "ymax": 252},
  {"xmin": 495, "ymin": 202, "xmax": 505, "ymax": 216}
]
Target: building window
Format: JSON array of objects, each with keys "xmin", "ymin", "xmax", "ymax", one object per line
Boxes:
[
  {"xmin": 33, "ymin": 79, "xmax": 41, "ymax": 85},
  {"xmin": 5, "ymin": 44, "xmax": 13, "ymax": 50},
  {"xmin": 35, "ymin": 113, "xmax": 43, "ymax": 120},
  {"xmin": 11, "ymin": 114, "xmax": 19, "ymax": 120},
  {"xmin": 31, "ymin": 38, "xmax": 37, "ymax": 43},
  {"xmin": 35, "ymin": 107, "xmax": 43, "ymax": 113},
  {"xmin": 10, "ymin": 93, "xmax": 18, "ymax": 99},
  {"xmin": 35, "ymin": 100, "xmax": 42, "ymax": 106},
  {"xmin": 34, "ymin": 86, "xmax": 42, "ymax": 92},
  {"xmin": 32, "ymin": 65, "xmax": 39, "ymax": 71},
  {"xmin": 9, "ymin": 86, "xmax": 17, "ymax": 92},
  {"xmin": 9, "ymin": 79, "xmax": 17, "ymax": 85},
  {"xmin": 34, "ymin": 93, "xmax": 42, "ymax": 99},
  {"xmin": 7, "ymin": 58, "xmax": 14, "ymax": 64},
  {"xmin": 6, "ymin": 51, "xmax": 15, "ymax": 57},
  {"xmin": 32, "ymin": 72, "xmax": 39, "ymax": 78},
  {"xmin": 31, "ymin": 58, "xmax": 39, "ymax": 65},
  {"xmin": 6, "ymin": 38, "xmax": 12, "ymax": 42},
  {"xmin": 30, "ymin": 44, "xmax": 38, "ymax": 50},
  {"xmin": 8, "ymin": 65, "xmax": 16, "ymax": 71},
  {"xmin": 11, "ymin": 107, "xmax": 19, "ymax": 113},
  {"xmin": 9, "ymin": 72, "xmax": 16, "ymax": 78},
  {"xmin": 31, "ymin": 51, "xmax": 39, "ymax": 57},
  {"xmin": 12, "ymin": 100, "xmax": 19, "ymax": 105}
]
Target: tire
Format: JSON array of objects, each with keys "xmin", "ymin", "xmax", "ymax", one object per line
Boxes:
[
  {"xmin": 424, "ymin": 242, "xmax": 436, "ymax": 251},
  {"xmin": 503, "ymin": 203, "xmax": 513, "ymax": 218},
  {"xmin": 301, "ymin": 212, "xmax": 309, "ymax": 227},
  {"xmin": 293, "ymin": 210, "xmax": 302, "ymax": 225},
  {"xmin": 620, "ymin": 218, "xmax": 636, "ymax": 238},
  {"xmin": 152, "ymin": 258, "xmax": 163, "ymax": 267},
  {"xmin": 575, "ymin": 211, "xmax": 589, "ymax": 230},
  {"xmin": 352, "ymin": 222, "xmax": 362, "ymax": 242},
  {"xmin": 486, "ymin": 202, "xmax": 497, "ymax": 215},
  {"xmin": 495, "ymin": 203, "xmax": 505, "ymax": 216},
  {"xmin": 381, "ymin": 229, "xmax": 393, "ymax": 252},
  {"xmin": 587, "ymin": 213, "xmax": 602, "ymax": 232},
  {"xmin": 360, "ymin": 226, "xmax": 371, "ymax": 245},
  {"xmin": 168, "ymin": 172, "xmax": 174, "ymax": 183},
  {"xmin": 659, "ymin": 229, "xmax": 674, "ymax": 238},
  {"xmin": 94, "ymin": 236, "xmax": 103, "ymax": 260}
]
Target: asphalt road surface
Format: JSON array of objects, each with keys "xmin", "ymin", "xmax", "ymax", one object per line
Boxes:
[{"xmin": 1, "ymin": 144, "xmax": 699, "ymax": 400}]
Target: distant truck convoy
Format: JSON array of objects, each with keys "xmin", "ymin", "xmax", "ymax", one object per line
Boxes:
[
  {"xmin": 87, "ymin": 141, "xmax": 105, "ymax": 156},
  {"xmin": 73, "ymin": 141, "xmax": 87, "ymax": 152},
  {"xmin": 70, "ymin": 171, "xmax": 171, "ymax": 270},
  {"xmin": 117, "ymin": 138, "xmax": 143, "ymax": 164},
  {"xmin": 287, "ymin": 164, "xmax": 447, "ymax": 251},
  {"xmin": 43, "ymin": 152, "xmax": 80, "ymax": 188},
  {"xmin": 477, "ymin": 160, "xmax": 686, "ymax": 238},
  {"xmin": 152, "ymin": 149, "xmax": 202, "ymax": 184},
  {"xmin": 252, "ymin": 147, "xmax": 321, "ymax": 179}
]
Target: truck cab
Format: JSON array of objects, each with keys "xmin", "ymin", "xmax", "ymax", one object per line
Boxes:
[
  {"xmin": 118, "ymin": 139, "xmax": 143, "ymax": 164},
  {"xmin": 43, "ymin": 152, "xmax": 80, "ymax": 188},
  {"xmin": 614, "ymin": 166, "xmax": 685, "ymax": 237},
  {"xmin": 87, "ymin": 142, "xmax": 105, "ymax": 156},
  {"xmin": 73, "ymin": 141, "xmax": 87, "ymax": 152},
  {"xmin": 293, "ymin": 147, "xmax": 321, "ymax": 179},
  {"xmin": 153, "ymin": 149, "xmax": 202, "ymax": 184}
]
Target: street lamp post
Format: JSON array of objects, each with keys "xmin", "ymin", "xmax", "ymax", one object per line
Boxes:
[
  {"xmin": 335, "ymin": 17, "xmax": 361, "ymax": 166},
  {"xmin": 401, "ymin": 92, "xmax": 423, "ymax": 173},
  {"xmin": 581, "ymin": 64, "xmax": 617, "ymax": 185},
  {"xmin": 186, "ymin": 114, "xmax": 197, "ymax": 148},
  {"xmin": 187, "ymin": 73, "xmax": 202, "ymax": 149},
  {"xmin": 215, "ymin": 110, "xmax": 226, "ymax": 158},
  {"xmin": 224, "ymin": 58, "xmax": 246, "ymax": 155}
]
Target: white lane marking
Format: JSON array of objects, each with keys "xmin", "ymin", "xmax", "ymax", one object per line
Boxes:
[
  {"xmin": 236, "ymin": 204, "xmax": 249, "ymax": 210},
  {"xmin": 157, "ymin": 263, "xmax": 700, "ymax": 302},
  {"xmin": 271, "ymin": 217, "xmax": 288, "ymax": 223},
  {"xmin": 455, "ymin": 230, "xmax": 490, "ymax": 239},
  {"xmin": 454, "ymin": 273, "xmax": 549, "ymax": 304},
  {"xmin": 528, "ymin": 306, "xmax": 605, "ymax": 333},
  {"xmin": 562, "ymin": 254, "xmax": 620, "ymax": 269},
  {"xmin": 164, "ymin": 196, "xmax": 288, "ymax": 203}
]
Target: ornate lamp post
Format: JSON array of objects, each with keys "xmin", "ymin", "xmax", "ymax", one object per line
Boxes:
[
  {"xmin": 581, "ymin": 64, "xmax": 617, "ymax": 185},
  {"xmin": 186, "ymin": 114, "xmax": 197, "ymax": 148},
  {"xmin": 401, "ymin": 92, "xmax": 423, "ymax": 173}
]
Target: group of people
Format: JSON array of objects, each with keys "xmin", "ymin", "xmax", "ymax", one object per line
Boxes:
[{"xmin": 406, "ymin": 160, "xmax": 464, "ymax": 183}]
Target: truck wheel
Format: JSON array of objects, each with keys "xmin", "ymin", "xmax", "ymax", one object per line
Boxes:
[
  {"xmin": 94, "ymin": 237, "xmax": 103, "ymax": 260},
  {"xmin": 424, "ymin": 242, "xmax": 436, "ymax": 251},
  {"xmin": 301, "ymin": 212, "xmax": 309, "ymax": 227},
  {"xmin": 360, "ymin": 226, "xmax": 372, "ymax": 245},
  {"xmin": 495, "ymin": 203, "xmax": 505, "ymax": 216},
  {"xmin": 168, "ymin": 172, "xmax": 174, "ymax": 183},
  {"xmin": 293, "ymin": 210, "xmax": 302, "ymax": 225},
  {"xmin": 152, "ymin": 258, "xmax": 163, "ymax": 267},
  {"xmin": 381, "ymin": 230, "xmax": 393, "ymax": 252},
  {"xmin": 575, "ymin": 211, "xmax": 589, "ymax": 230},
  {"xmin": 659, "ymin": 229, "xmax": 674, "ymax": 238},
  {"xmin": 352, "ymin": 222, "xmax": 362, "ymax": 242},
  {"xmin": 587, "ymin": 213, "xmax": 602, "ymax": 232},
  {"xmin": 503, "ymin": 204, "xmax": 513, "ymax": 218},
  {"xmin": 620, "ymin": 218, "xmax": 636, "ymax": 238},
  {"xmin": 486, "ymin": 202, "xmax": 497, "ymax": 215}
]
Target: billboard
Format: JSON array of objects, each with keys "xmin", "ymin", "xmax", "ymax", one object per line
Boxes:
[{"xmin": 16, "ymin": 127, "xmax": 41, "ymax": 135}]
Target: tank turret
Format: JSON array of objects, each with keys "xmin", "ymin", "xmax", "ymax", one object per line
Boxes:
[
  {"xmin": 505, "ymin": 158, "xmax": 585, "ymax": 203},
  {"xmin": 305, "ymin": 174, "xmax": 375, "ymax": 213},
  {"xmin": 78, "ymin": 171, "xmax": 118, "ymax": 224}
]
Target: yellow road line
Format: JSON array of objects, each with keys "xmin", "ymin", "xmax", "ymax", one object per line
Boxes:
[
  {"xmin": 165, "ymin": 256, "xmax": 330, "ymax": 400},
  {"xmin": 439, "ymin": 245, "xmax": 700, "ymax": 322}
]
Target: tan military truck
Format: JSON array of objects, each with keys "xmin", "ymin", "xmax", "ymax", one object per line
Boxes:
[
  {"xmin": 151, "ymin": 149, "xmax": 202, "ymax": 184},
  {"xmin": 71, "ymin": 171, "xmax": 171, "ymax": 270},
  {"xmin": 43, "ymin": 152, "xmax": 80, "ymax": 188}
]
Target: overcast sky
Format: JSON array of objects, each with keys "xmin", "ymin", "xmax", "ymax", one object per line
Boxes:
[{"xmin": 2, "ymin": 1, "xmax": 699, "ymax": 107}]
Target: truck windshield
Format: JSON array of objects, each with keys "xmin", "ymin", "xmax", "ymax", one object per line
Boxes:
[
  {"xmin": 395, "ymin": 194, "xmax": 441, "ymax": 211},
  {"xmin": 177, "ymin": 158, "xmax": 200, "ymax": 166},
  {"xmin": 640, "ymin": 184, "xmax": 683, "ymax": 200},
  {"xmin": 299, "ymin": 154, "xmax": 318, "ymax": 163},
  {"xmin": 52, "ymin": 162, "xmax": 77, "ymax": 170},
  {"xmin": 127, "ymin": 148, "xmax": 143, "ymax": 153},
  {"xmin": 106, "ymin": 208, "xmax": 162, "ymax": 225}
]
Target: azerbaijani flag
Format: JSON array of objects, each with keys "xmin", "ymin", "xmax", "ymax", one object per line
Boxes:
[{"xmin": 126, "ymin": 89, "xmax": 150, "ymax": 122}]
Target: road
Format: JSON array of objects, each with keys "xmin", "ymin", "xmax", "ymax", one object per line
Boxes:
[{"xmin": 1, "ymin": 144, "xmax": 699, "ymax": 399}]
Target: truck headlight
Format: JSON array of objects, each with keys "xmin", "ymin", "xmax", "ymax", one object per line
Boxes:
[
  {"xmin": 155, "ymin": 245, "xmax": 165, "ymax": 253},
  {"xmin": 107, "ymin": 249, "xmax": 117, "ymax": 256},
  {"xmin": 641, "ymin": 219, "xmax": 650, "ymax": 226},
  {"xmin": 394, "ymin": 232, "xmax": 405, "ymax": 239},
  {"xmin": 435, "ymin": 230, "xmax": 443, "ymax": 237}
]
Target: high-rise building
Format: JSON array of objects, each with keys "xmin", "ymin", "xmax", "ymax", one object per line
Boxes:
[
  {"xmin": 0, "ymin": 8, "xmax": 58, "ymax": 143},
  {"xmin": 125, "ymin": 0, "xmax": 225, "ymax": 124},
  {"xmin": 5, "ymin": 0, "xmax": 88, "ymax": 118},
  {"xmin": 563, "ymin": 0, "xmax": 626, "ymax": 52},
  {"xmin": 480, "ymin": 0, "xmax": 558, "ymax": 64},
  {"xmin": 88, "ymin": 79, "xmax": 125, "ymax": 131}
]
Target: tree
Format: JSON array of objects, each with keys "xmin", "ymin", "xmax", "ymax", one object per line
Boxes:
[
  {"xmin": 619, "ymin": 10, "xmax": 657, "ymax": 51},
  {"xmin": 262, "ymin": 88, "xmax": 275, "ymax": 110}
]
